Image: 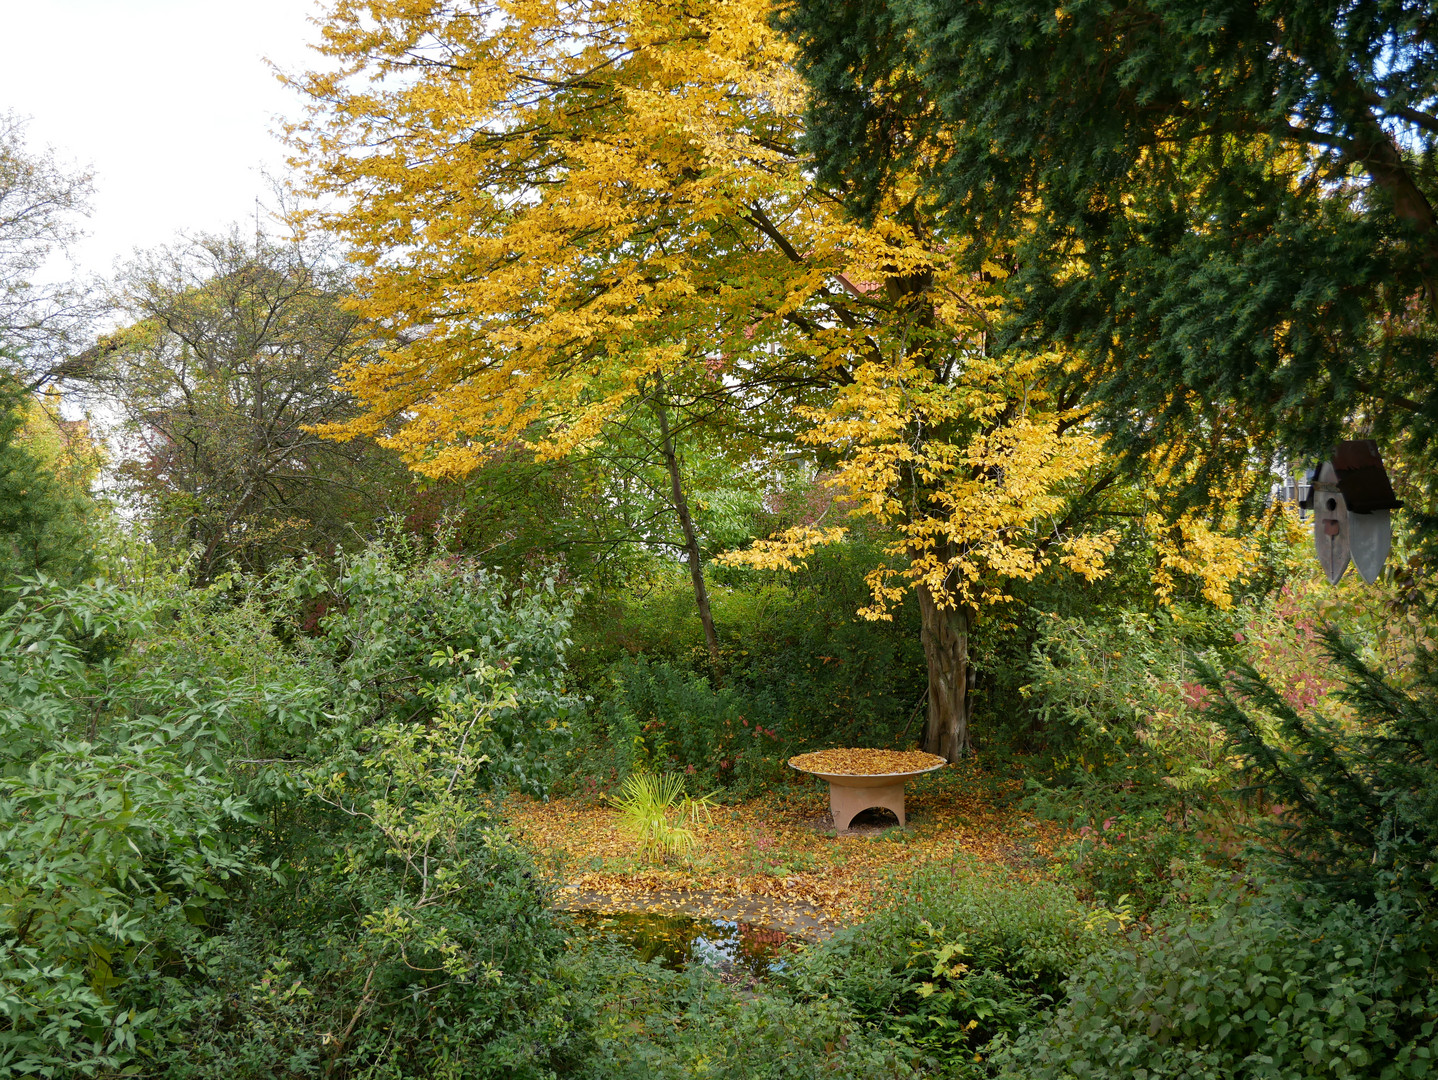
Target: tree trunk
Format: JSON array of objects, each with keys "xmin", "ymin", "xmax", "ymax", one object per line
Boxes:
[
  {"xmin": 651, "ymin": 382, "xmax": 722, "ymax": 664},
  {"xmin": 917, "ymin": 582, "xmax": 970, "ymax": 761}
]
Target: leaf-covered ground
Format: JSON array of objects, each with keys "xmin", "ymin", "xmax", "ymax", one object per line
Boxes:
[{"xmin": 509, "ymin": 766, "xmax": 1066, "ymax": 930}]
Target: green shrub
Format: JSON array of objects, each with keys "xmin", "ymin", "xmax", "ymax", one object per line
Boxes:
[
  {"xmin": 579, "ymin": 654, "xmax": 771, "ymax": 791},
  {"xmin": 569, "ymin": 942, "xmax": 919, "ymax": 1079},
  {"xmin": 1024, "ymin": 610, "xmax": 1236, "ymax": 815},
  {"xmin": 1058, "ymin": 807, "xmax": 1208, "ymax": 915},
  {"xmin": 1208, "ymin": 627, "xmax": 1438, "ymax": 910},
  {"xmin": 1021, "ymin": 610, "xmax": 1241, "ymax": 911},
  {"xmin": 148, "ymin": 542, "xmax": 588, "ymax": 1079},
  {"xmin": 1004, "ymin": 624, "xmax": 1438, "ymax": 1079},
  {"xmin": 1003, "ymin": 886, "xmax": 1438, "ymax": 1080},
  {"xmin": 288, "ymin": 535, "xmax": 580, "ymax": 797},
  {"xmin": 0, "ymin": 580, "xmax": 267, "ymax": 1077},
  {"xmin": 567, "ymin": 550, "xmax": 927, "ymax": 794},
  {"xmin": 785, "ymin": 863, "xmax": 1109, "ymax": 1074},
  {"xmin": 144, "ymin": 832, "xmax": 585, "ymax": 1080},
  {"xmin": 0, "ymin": 539, "xmax": 590, "ymax": 1078}
]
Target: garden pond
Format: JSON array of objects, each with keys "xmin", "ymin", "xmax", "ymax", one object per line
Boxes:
[{"xmin": 570, "ymin": 909, "xmax": 802, "ymax": 978}]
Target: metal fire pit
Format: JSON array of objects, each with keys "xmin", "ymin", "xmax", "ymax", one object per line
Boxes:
[{"xmin": 789, "ymin": 761, "xmax": 946, "ymax": 831}]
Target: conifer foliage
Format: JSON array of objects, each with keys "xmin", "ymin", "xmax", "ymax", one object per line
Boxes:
[
  {"xmin": 1206, "ymin": 628, "xmax": 1438, "ymax": 908},
  {"xmin": 786, "ymin": 0, "xmax": 1438, "ymax": 519},
  {"xmin": 0, "ymin": 377, "xmax": 91, "ymax": 588}
]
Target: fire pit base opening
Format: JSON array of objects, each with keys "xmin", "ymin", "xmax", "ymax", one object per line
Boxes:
[{"xmin": 828, "ymin": 780, "xmax": 907, "ymax": 831}]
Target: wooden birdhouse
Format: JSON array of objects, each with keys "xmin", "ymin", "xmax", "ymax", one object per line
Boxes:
[
  {"xmin": 1300, "ymin": 440, "xmax": 1402, "ymax": 585},
  {"xmin": 1309, "ymin": 461, "xmax": 1350, "ymax": 585}
]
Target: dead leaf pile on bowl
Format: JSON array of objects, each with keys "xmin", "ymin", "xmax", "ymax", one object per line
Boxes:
[{"xmin": 788, "ymin": 748, "xmax": 947, "ymax": 775}]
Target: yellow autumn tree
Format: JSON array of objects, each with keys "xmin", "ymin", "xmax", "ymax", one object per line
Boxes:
[{"xmin": 288, "ymin": 0, "xmax": 1127, "ymax": 758}]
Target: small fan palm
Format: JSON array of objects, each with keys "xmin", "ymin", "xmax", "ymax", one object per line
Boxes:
[{"xmin": 608, "ymin": 771, "xmax": 715, "ymax": 864}]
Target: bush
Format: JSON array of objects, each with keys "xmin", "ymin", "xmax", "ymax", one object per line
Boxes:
[
  {"xmin": 1003, "ymin": 620, "xmax": 1438, "ymax": 1080},
  {"xmin": 288, "ymin": 535, "xmax": 580, "ymax": 797},
  {"xmin": 1024, "ymin": 609, "xmax": 1236, "ymax": 816},
  {"xmin": 0, "ymin": 580, "xmax": 267, "ymax": 1076},
  {"xmin": 1209, "ymin": 626, "xmax": 1438, "ymax": 910},
  {"xmin": 567, "ymin": 548, "xmax": 927, "ymax": 794},
  {"xmin": 785, "ymin": 862, "xmax": 1109, "ymax": 1075},
  {"xmin": 0, "ymin": 538, "xmax": 590, "ymax": 1078},
  {"xmin": 577, "ymin": 654, "xmax": 779, "ymax": 792},
  {"xmin": 142, "ymin": 541, "xmax": 588, "ymax": 1079},
  {"xmin": 1003, "ymin": 885, "xmax": 1438, "ymax": 1080},
  {"xmin": 144, "ymin": 832, "xmax": 585, "ymax": 1080},
  {"xmin": 1021, "ymin": 610, "xmax": 1240, "ymax": 911},
  {"xmin": 568, "ymin": 942, "xmax": 919, "ymax": 1079},
  {"xmin": 1058, "ymin": 808, "xmax": 1205, "ymax": 916}
]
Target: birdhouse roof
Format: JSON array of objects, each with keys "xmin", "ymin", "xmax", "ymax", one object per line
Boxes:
[{"xmin": 1331, "ymin": 440, "xmax": 1403, "ymax": 513}]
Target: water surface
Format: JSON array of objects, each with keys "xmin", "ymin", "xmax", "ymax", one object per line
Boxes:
[{"xmin": 572, "ymin": 909, "xmax": 799, "ymax": 978}]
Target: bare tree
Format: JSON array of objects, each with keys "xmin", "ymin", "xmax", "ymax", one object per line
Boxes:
[
  {"xmin": 101, "ymin": 229, "xmax": 405, "ymax": 578},
  {"xmin": 0, "ymin": 112, "xmax": 98, "ymax": 388}
]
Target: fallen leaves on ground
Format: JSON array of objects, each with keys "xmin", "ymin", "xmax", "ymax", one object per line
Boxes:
[{"xmin": 509, "ymin": 766, "xmax": 1066, "ymax": 927}]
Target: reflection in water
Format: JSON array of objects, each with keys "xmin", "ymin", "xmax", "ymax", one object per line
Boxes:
[{"xmin": 572, "ymin": 910, "xmax": 798, "ymax": 978}]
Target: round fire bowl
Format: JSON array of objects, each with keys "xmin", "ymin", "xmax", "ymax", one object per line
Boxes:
[{"xmin": 790, "ymin": 761, "xmax": 946, "ymax": 831}]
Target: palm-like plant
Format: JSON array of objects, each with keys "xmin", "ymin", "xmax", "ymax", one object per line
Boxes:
[{"xmin": 608, "ymin": 772, "xmax": 715, "ymax": 864}]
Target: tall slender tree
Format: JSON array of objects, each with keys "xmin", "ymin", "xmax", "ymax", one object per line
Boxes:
[{"xmin": 0, "ymin": 113, "xmax": 98, "ymax": 389}]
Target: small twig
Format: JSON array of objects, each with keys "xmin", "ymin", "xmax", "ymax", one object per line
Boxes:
[
  {"xmin": 324, "ymin": 964, "xmax": 376, "ymax": 1079},
  {"xmin": 399, "ymin": 941, "xmax": 448, "ymax": 973},
  {"xmin": 232, "ymin": 758, "xmax": 304, "ymax": 765},
  {"xmin": 898, "ymin": 692, "xmax": 928, "ymax": 742}
]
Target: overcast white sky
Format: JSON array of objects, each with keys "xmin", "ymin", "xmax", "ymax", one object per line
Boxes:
[{"xmin": 0, "ymin": 0, "xmax": 322, "ymax": 279}]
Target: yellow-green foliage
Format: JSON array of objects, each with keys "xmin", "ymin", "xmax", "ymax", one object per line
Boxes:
[
  {"xmin": 288, "ymin": 0, "xmax": 1134, "ymax": 624},
  {"xmin": 608, "ymin": 772, "xmax": 715, "ymax": 865}
]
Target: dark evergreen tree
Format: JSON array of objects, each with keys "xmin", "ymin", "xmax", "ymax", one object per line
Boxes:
[
  {"xmin": 785, "ymin": 0, "xmax": 1438, "ymax": 518},
  {"xmin": 1204, "ymin": 627, "xmax": 1438, "ymax": 909}
]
